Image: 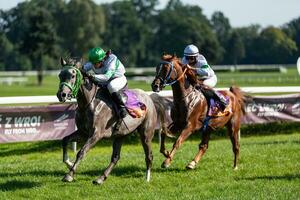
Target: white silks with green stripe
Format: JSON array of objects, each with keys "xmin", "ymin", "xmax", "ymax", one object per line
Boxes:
[{"xmin": 83, "ymin": 53, "xmax": 127, "ymax": 93}]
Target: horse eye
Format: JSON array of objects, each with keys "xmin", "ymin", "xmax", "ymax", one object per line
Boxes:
[{"xmin": 72, "ymin": 75, "xmax": 75, "ymax": 79}]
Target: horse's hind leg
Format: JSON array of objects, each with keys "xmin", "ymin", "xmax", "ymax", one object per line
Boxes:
[
  {"xmin": 139, "ymin": 128, "xmax": 154, "ymax": 182},
  {"xmin": 186, "ymin": 128, "xmax": 211, "ymax": 169},
  {"xmin": 62, "ymin": 130, "xmax": 81, "ymax": 170},
  {"xmin": 93, "ymin": 137, "xmax": 124, "ymax": 185},
  {"xmin": 227, "ymin": 119, "xmax": 241, "ymax": 170},
  {"xmin": 62, "ymin": 134, "xmax": 100, "ymax": 182}
]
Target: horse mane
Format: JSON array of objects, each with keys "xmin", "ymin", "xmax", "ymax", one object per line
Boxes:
[
  {"xmin": 161, "ymin": 54, "xmax": 176, "ymax": 61},
  {"xmin": 63, "ymin": 56, "xmax": 84, "ymax": 70}
]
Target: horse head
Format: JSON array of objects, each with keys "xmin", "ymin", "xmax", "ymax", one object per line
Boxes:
[
  {"xmin": 151, "ymin": 54, "xmax": 189, "ymax": 92},
  {"xmin": 57, "ymin": 57, "xmax": 84, "ymax": 102}
]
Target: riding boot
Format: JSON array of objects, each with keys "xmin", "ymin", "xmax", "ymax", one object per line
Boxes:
[
  {"xmin": 213, "ymin": 91, "xmax": 228, "ymax": 111},
  {"xmin": 198, "ymin": 85, "xmax": 214, "ymax": 103},
  {"xmin": 111, "ymin": 91, "xmax": 127, "ymax": 118}
]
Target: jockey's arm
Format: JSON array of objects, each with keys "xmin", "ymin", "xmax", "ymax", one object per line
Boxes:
[
  {"xmin": 196, "ymin": 64, "xmax": 215, "ymax": 79},
  {"xmin": 93, "ymin": 56, "xmax": 120, "ymax": 83}
]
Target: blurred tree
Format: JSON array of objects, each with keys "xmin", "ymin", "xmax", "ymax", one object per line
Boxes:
[
  {"xmin": 60, "ymin": 0, "xmax": 105, "ymax": 58},
  {"xmin": 103, "ymin": 1, "xmax": 148, "ymax": 67},
  {"xmin": 211, "ymin": 11, "xmax": 232, "ymax": 63},
  {"xmin": 283, "ymin": 17, "xmax": 300, "ymax": 62},
  {"xmin": 151, "ymin": 0, "xmax": 222, "ymax": 64},
  {"xmin": 0, "ymin": 33, "xmax": 13, "ymax": 70},
  {"xmin": 235, "ymin": 25, "xmax": 260, "ymax": 64},
  {"xmin": 255, "ymin": 27, "xmax": 297, "ymax": 64},
  {"xmin": 226, "ymin": 30, "xmax": 245, "ymax": 67},
  {"xmin": 20, "ymin": 6, "xmax": 59, "ymax": 85},
  {"xmin": 131, "ymin": 0, "xmax": 159, "ymax": 66}
]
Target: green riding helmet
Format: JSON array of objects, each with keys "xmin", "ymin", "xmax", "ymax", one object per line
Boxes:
[{"xmin": 88, "ymin": 47, "xmax": 106, "ymax": 64}]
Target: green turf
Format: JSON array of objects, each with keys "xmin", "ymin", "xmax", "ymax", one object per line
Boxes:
[{"xmin": 0, "ymin": 133, "xmax": 299, "ymax": 199}]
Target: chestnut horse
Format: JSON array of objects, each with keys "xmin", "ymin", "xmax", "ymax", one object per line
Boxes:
[
  {"xmin": 151, "ymin": 54, "xmax": 246, "ymax": 170},
  {"xmin": 57, "ymin": 58, "xmax": 157, "ymax": 184}
]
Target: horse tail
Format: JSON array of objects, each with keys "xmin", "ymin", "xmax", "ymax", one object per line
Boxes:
[
  {"xmin": 150, "ymin": 93, "xmax": 172, "ymax": 136},
  {"xmin": 229, "ymin": 86, "xmax": 248, "ymax": 115}
]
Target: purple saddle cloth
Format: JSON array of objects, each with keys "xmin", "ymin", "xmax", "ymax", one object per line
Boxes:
[
  {"xmin": 208, "ymin": 93, "xmax": 230, "ymax": 117},
  {"xmin": 123, "ymin": 90, "xmax": 147, "ymax": 118}
]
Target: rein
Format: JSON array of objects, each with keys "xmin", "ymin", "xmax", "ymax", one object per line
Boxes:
[
  {"xmin": 157, "ymin": 61, "xmax": 187, "ymax": 87},
  {"xmin": 59, "ymin": 66, "xmax": 97, "ymax": 109}
]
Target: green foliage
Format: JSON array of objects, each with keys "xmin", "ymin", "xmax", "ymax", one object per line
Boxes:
[
  {"xmin": 0, "ymin": 0, "xmax": 300, "ymax": 70},
  {"xmin": 254, "ymin": 27, "xmax": 297, "ymax": 64},
  {"xmin": 152, "ymin": 2, "xmax": 222, "ymax": 63},
  {"xmin": 226, "ymin": 31, "xmax": 245, "ymax": 65},
  {"xmin": 0, "ymin": 133, "xmax": 299, "ymax": 199},
  {"xmin": 60, "ymin": 0, "xmax": 105, "ymax": 57}
]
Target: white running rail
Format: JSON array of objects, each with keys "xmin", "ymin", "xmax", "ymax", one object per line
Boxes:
[{"xmin": 0, "ymin": 86, "xmax": 299, "ymax": 104}]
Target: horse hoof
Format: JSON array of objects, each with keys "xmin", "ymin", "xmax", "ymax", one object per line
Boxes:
[
  {"xmin": 161, "ymin": 161, "xmax": 170, "ymax": 168},
  {"xmin": 186, "ymin": 161, "xmax": 197, "ymax": 170},
  {"xmin": 93, "ymin": 179, "xmax": 104, "ymax": 185},
  {"xmin": 65, "ymin": 160, "xmax": 74, "ymax": 170},
  {"xmin": 233, "ymin": 166, "xmax": 238, "ymax": 171},
  {"xmin": 62, "ymin": 174, "xmax": 74, "ymax": 182}
]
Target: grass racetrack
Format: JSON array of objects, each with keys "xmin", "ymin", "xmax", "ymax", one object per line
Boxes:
[
  {"xmin": 0, "ymin": 68, "xmax": 299, "ymax": 199},
  {"xmin": 0, "ymin": 133, "xmax": 299, "ymax": 199}
]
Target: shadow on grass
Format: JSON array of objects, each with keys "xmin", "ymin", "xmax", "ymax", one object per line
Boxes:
[
  {"xmin": 0, "ymin": 180, "xmax": 42, "ymax": 192},
  {"xmin": 236, "ymin": 174, "xmax": 300, "ymax": 181},
  {"xmin": 0, "ymin": 141, "xmax": 61, "ymax": 157},
  {"xmin": 0, "ymin": 170, "xmax": 65, "ymax": 178},
  {"xmin": 82, "ymin": 165, "xmax": 187, "ymax": 179}
]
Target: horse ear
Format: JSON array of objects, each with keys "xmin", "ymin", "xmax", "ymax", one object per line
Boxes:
[
  {"xmin": 106, "ymin": 49, "xmax": 112, "ymax": 56},
  {"xmin": 60, "ymin": 57, "xmax": 67, "ymax": 66},
  {"xmin": 75, "ymin": 62, "xmax": 82, "ymax": 69}
]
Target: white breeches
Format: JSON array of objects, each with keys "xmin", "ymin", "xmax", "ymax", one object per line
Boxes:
[
  {"xmin": 202, "ymin": 74, "xmax": 217, "ymax": 88},
  {"xmin": 107, "ymin": 75, "xmax": 127, "ymax": 93}
]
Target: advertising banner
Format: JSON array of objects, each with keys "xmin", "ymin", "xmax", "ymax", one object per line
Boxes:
[
  {"xmin": 0, "ymin": 104, "xmax": 76, "ymax": 143},
  {"xmin": 0, "ymin": 94, "xmax": 299, "ymax": 143},
  {"xmin": 242, "ymin": 94, "xmax": 300, "ymax": 124}
]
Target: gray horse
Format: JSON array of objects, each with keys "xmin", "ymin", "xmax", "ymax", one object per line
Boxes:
[{"xmin": 56, "ymin": 58, "xmax": 157, "ymax": 184}]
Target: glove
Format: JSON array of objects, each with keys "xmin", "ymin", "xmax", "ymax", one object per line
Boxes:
[{"xmin": 86, "ymin": 72, "xmax": 95, "ymax": 80}]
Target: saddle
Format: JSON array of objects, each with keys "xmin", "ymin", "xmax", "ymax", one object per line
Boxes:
[
  {"xmin": 122, "ymin": 90, "xmax": 147, "ymax": 118},
  {"xmin": 195, "ymin": 85, "xmax": 231, "ymax": 117},
  {"xmin": 96, "ymin": 87, "xmax": 147, "ymax": 118},
  {"xmin": 207, "ymin": 95, "xmax": 231, "ymax": 117}
]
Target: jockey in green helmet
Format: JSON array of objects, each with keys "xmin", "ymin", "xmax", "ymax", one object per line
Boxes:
[{"xmin": 83, "ymin": 47, "xmax": 128, "ymax": 118}]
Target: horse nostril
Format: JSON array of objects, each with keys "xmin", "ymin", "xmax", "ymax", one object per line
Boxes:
[{"xmin": 62, "ymin": 93, "xmax": 67, "ymax": 98}]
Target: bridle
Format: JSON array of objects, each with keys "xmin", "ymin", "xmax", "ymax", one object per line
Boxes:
[
  {"xmin": 59, "ymin": 66, "xmax": 83, "ymax": 98},
  {"xmin": 155, "ymin": 60, "xmax": 187, "ymax": 87},
  {"xmin": 59, "ymin": 66, "xmax": 97, "ymax": 108}
]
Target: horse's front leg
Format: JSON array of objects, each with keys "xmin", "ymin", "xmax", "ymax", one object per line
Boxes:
[
  {"xmin": 162, "ymin": 126, "xmax": 193, "ymax": 168},
  {"xmin": 93, "ymin": 137, "xmax": 124, "ymax": 185},
  {"xmin": 62, "ymin": 130, "xmax": 81, "ymax": 170},
  {"xmin": 186, "ymin": 128, "xmax": 211, "ymax": 169},
  {"xmin": 62, "ymin": 133, "xmax": 101, "ymax": 182}
]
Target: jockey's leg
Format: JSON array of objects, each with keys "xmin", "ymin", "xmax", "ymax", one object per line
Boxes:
[
  {"xmin": 108, "ymin": 76, "xmax": 128, "ymax": 118},
  {"xmin": 213, "ymin": 91, "xmax": 228, "ymax": 111},
  {"xmin": 200, "ymin": 76, "xmax": 228, "ymax": 111},
  {"xmin": 111, "ymin": 91, "xmax": 127, "ymax": 118}
]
